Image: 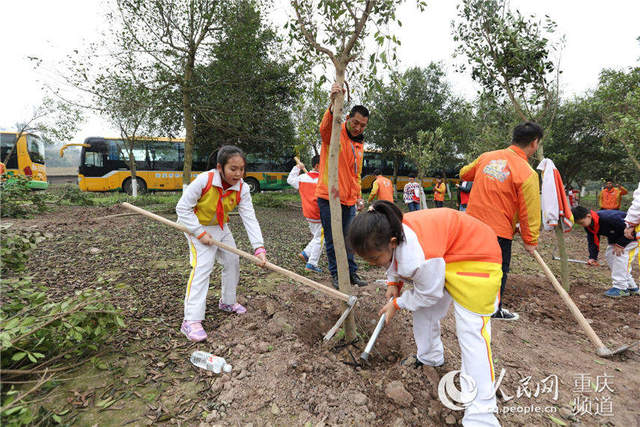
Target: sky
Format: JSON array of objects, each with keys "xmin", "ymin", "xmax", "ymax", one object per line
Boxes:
[{"xmin": 1, "ymin": 0, "xmax": 639, "ymax": 143}]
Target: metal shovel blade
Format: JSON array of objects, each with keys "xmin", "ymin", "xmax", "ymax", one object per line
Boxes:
[{"xmin": 596, "ymin": 341, "xmax": 639, "ymax": 358}]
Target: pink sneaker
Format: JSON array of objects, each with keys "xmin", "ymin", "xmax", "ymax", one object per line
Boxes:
[
  {"xmin": 218, "ymin": 300, "xmax": 247, "ymax": 314},
  {"xmin": 181, "ymin": 320, "xmax": 207, "ymax": 342}
]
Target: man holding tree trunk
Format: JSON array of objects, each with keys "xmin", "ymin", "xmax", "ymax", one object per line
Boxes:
[{"xmin": 316, "ymin": 83, "xmax": 368, "ymax": 289}]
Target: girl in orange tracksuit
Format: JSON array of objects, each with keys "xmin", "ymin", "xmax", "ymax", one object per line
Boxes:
[
  {"xmin": 434, "ymin": 178, "xmax": 446, "ymax": 207},
  {"xmin": 348, "ymin": 201, "xmax": 502, "ymax": 426}
]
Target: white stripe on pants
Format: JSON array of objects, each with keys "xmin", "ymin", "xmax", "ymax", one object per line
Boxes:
[
  {"xmin": 303, "ymin": 219, "xmax": 324, "ymax": 266},
  {"xmin": 184, "ymin": 224, "xmax": 240, "ymax": 321},
  {"xmin": 605, "ymin": 241, "xmax": 638, "ymax": 290},
  {"xmin": 413, "ymin": 291, "xmax": 499, "ymax": 427}
]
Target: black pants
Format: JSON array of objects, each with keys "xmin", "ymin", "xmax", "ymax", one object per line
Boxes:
[
  {"xmin": 434, "ymin": 200, "xmax": 444, "ymax": 208},
  {"xmin": 497, "ymin": 237, "xmax": 512, "ymax": 312}
]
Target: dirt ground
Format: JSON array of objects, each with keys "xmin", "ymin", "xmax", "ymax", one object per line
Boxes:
[{"xmin": 10, "ymin": 199, "xmax": 640, "ymax": 426}]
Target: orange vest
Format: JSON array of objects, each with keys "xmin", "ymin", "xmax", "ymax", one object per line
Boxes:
[
  {"xmin": 315, "ymin": 109, "xmax": 364, "ymax": 206},
  {"xmin": 299, "ymin": 170, "xmax": 320, "ymax": 220},
  {"xmin": 371, "ymin": 175, "xmax": 394, "ymax": 202},
  {"xmin": 460, "ymin": 145, "xmax": 541, "ymax": 245},
  {"xmin": 402, "ymin": 208, "xmax": 502, "ymax": 314},
  {"xmin": 434, "ymin": 182, "xmax": 446, "ymax": 201},
  {"xmin": 599, "ymin": 187, "xmax": 626, "ymax": 210},
  {"xmin": 194, "ymin": 172, "xmax": 242, "ymax": 228}
]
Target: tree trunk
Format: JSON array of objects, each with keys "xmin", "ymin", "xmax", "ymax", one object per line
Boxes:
[
  {"xmin": 128, "ymin": 142, "xmax": 138, "ymax": 198},
  {"xmin": 392, "ymin": 157, "xmax": 398, "ymax": 189},
  {"xmin": 555, "ymin": 226, "xmax": 569, "ymax": 290},
  {"xmin": 328, "ymin": 64, "xmax": 356, "ymax": 343},
  {"xmin": 182, "ymin": 57, "xmax": 196, "ymax": 191}
]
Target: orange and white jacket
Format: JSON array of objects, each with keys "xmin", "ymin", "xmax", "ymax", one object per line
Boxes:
[
  {"xmin": 433, "ymin": 182, "xmax": 446, "ymax": 202},
  {"xmin": 315, "ymin": 108, "xmax": 364, "ymax": 206},
  {"xmin": 368, "ymin": 175, "xmax": 394, "ymax": 202},
  {"xmin": 599, "ymin": 186, "xmax": 628, "ymax": 210},
  {"xmin": 460, "ymin": 145, "xmax": 541, "ymax": 246},
  {"xmin": 387, "ymin": 209, "xmax": 502, "ymax": 315},
  {"xmin": 176, "ymin": 169, "xmax": 264, "ymax": 249},
  {"xmin": 287, "ymin": 165, "xmax": 321, "ymax": 222}
]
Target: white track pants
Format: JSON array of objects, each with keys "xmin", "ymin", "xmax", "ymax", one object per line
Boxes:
[
  {"xmin": 184, "ymin": 224, "xmax": 240, "ymax": 321},
  {"xmin": 413, "ymin": 291, "xmax": 499, "ymax": 427},
  {"xmin": 605, "ymin": 241, "xmax": 638, "ymax": 290},
  {"xmin": 303, "ymin": 219, "xmax": 324, "ymax": 266}
]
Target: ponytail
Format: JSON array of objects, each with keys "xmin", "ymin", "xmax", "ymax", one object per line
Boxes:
[{"xmin": 347, "ymin": 201, "xmax": 405, "ymax": 256}]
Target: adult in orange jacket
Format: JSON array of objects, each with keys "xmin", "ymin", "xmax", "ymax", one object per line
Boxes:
[
  {"xmin": 433, "ymin": 177, "xmax": 446, "ymax": 207},
  {"xmin": 368, "ymin": 170, "xmax": 395, "ymax": 203},
  {"xmin": 316, "ymin": 82, "xmax": 368, "ymax": 288},
  {"xmin": 460, "ymin": 122, "xmax": 542, "ymax": 321},
  {"xmin": 599, "ymin": 181, "xmax": 627, "ymax": 210}
]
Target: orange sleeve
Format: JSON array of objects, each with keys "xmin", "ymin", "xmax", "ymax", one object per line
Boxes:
[
  {"xmin": 620, "ymin": 186, "xmax": 628, "ymax": 196},
  {"xmin": 517, "ymin": 170, "xmax": 541, "ymax": 245},
  {"xmin": 319, "ymin": 107, "xmax": 333, "ymax": 146},
  {"xmin": 460, "ymin": 156, "xmax": 481, "ymax": 181}
]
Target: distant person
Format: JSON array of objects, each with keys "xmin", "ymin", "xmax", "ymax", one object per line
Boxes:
[
  {"xmin": 316, "ymin": 82, "xmax": 368, "ymax": 289},
  {"xmin": 433, "ymin": 177, "xmax": 446, "ymax": 208},
  {"xmin": 567, "ymin": 185, "xmax": 580, "ymax": 209},
  {"xmin": 403, "ymin": 176, "xmax": 421, "ymax": 212},
  {"xmin": 572, "ymin": 206, "xmax": 638, "ymax": 297},
  {"xmin": 287, "ymin": 155, "xmax": 324, "ymax": 273},
  {"xmin": 456, "ymin": 181, "xmax": 473, "ymax": 212},
  {"xmin": 460, "ymin": 122, "xmax": 543, "ymax": 321},
  {"xmin": 368, "ymin": 169, "xmax": 395, "ymax": 203},
  {"xmin": 599, "ymin": 180, "xmax": 628, "ymax": 210}
]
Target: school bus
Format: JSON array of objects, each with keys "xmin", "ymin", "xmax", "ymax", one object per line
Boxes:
[
  {"xmin": 0, "ymin": 131, "xmax": 48, "ymax": 189},
  {"xmin": 361, "ymin": 151, "xmax": 460, "ymax": 193},
  {"xmin": 61, "ymin": 137, "xmax": 296, "ymax": 194}
]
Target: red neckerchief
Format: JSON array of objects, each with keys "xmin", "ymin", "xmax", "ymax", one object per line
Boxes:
[
  {"xmin": 216, "ymin": 178, "xmax": 234, "ymax": 229},
  {"xmin": 587, "ymin": 210, "xmax": 600, "ymax": 248}
]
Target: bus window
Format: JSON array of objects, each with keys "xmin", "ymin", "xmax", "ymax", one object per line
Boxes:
[
  {"xmin": 0, "ymin": 133, "xmax": 18, "ymax": 169},
  {"xmin": 149, "ymin": 141, "xmax": 181, "ymax": 170},
  {"xmin": 26, "ymin": 135, "xmax": 45, "ymax": 164},
  {"xmin": 85, "ymin": 151, "xmax": 104, "ymax": 168}
]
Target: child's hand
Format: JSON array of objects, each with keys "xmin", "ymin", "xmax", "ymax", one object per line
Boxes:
[
  {"xmin": 256, "ymin": 252, "xmax": 267, "ymax": 267},
  {"xmin": 379, "ymin": 299, "xmax": 398, "ymax": 325},
  {"xmin": 385, "ymin": 285, "xmax": 399, "ymax": 300},
  {"xmin": 199, "ymin": 233, "xmax": 215, "ymax": 246},
  {"xmin": 612, "ymin": 245, "xmax": 624, "ymax": 256},
  {"xmin": 624, "ymin": 226, "xmax": 636, "ymax": 240}
]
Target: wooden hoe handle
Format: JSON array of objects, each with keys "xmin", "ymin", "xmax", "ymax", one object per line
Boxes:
[
  {"xmin": 533, "ymin": 250, "xmax": 607, "ymax": 350},
  {"xmin": 121, "ymin": 202, "xmax": 350, "ymax": 303}
]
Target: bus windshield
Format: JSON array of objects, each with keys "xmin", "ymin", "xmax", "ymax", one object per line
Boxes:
[
  {"xmin": 27, "ymin": 135, "xmax": 45, "ymax": 164},
  {"xmin": 0, "ymin": 133, "xmax": 18, "ymax": 168}
]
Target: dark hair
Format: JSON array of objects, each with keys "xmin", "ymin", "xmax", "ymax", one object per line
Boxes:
[
  {"xmin": 349, "ymin": 105, "xmax": 370, "ymax": 118},
  {"xmin": 217, "ymin": 145, "xmax": 246, "ymax": 169},
  {"xmin": 311, "ymin": 154, "xmax": 320, "ymax": 167},
  {"xmin": 347, "ymin": 201, "xmax": 405, "ymax": 256},
  {"xmin": 571, "ymin": 206, "xmax": 590, "ymax": 221},
  {"xmin": 512, "ymin": 122, "xmax": 543, "ymax": 147},
  {"xmin": 373, "ymin": 169, "xmax": 382, "ymax": 176}
]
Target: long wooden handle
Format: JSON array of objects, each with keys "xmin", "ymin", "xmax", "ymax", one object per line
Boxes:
[
  {"xmin": 121, "ymin": 202, "xmax": 350, "ymax": 303},
  {"xmin": 294, "ymin": 157, "xmax": 308, "ymax": 174},
  {"xmin": 533, "ymin": 250, "xmax": 606, "ymax": 349}
]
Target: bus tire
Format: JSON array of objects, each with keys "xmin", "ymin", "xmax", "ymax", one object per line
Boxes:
[
  {"xmin": 245, "ymin": 177, "xmax": 260, "ymax": 194},
  {"xmin": 123, "ymin": 177, "xmax": 147, "ymax": 195}
]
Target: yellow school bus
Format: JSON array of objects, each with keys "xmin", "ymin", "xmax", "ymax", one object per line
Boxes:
[
  {"xmin": 61, "ymin": 137, "xmax": 297, "ymax": 194},
  {"xmin": 0, "ymin": 132, "xmax": 48, "ymax": 189}
]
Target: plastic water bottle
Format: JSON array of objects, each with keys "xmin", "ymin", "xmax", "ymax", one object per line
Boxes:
[{"xmin": 190, "ymin": 351, "xmax": 232, "ymax": 374}]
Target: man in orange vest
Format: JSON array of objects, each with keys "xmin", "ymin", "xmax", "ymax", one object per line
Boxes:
[
  {"xmin": 460, "ymin": 122, "xmax": 542, "ymax": 321},
  {"xmin": 287, "ymin": 155, "xmax": 324, "ymax": 273},
  {"xmin": 368, "ymin": 169, "xmax": 395, "ymax": 203},
  {"xmin": 433, "ymin": 177, "xmax": 446, "ymax": 207},
  {"xmin": 599, "ymin": 180, "xmax": 628, "ymax": 210},
  {"xmin": 316, "ymin": 82, "xmax": 368, "ymax": 289}
]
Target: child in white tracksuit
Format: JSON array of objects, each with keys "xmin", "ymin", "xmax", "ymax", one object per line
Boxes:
[
  {"xmin": 348, "ymin": 201, "xmax": 502, "ymax": 427},
  {"xmin": 287, "ymin": 155, "xmax": 324, "ymax": 272},
  {"xmin": 176, "ymin": 146, "xmax": 266, "ymax": 342}
]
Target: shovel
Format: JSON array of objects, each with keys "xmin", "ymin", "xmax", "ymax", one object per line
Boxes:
[
  {"xmin": 121, "ymin": 203, "xmax": 357, "ymax": 339},
  {"xmin": 533, "ymin": 250, "xmax": 638, "ymax": 358}
]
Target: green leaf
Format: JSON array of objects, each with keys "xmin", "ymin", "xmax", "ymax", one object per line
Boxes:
[
  {"xmin": 547, "ymin": 415, "xmax": 567, "ymax": 426},
  {"xmin": 11, "ymin": 352, "xmax": 26, "ymax": 361},
  {"xmin": 52, "ymin": 414, "xmax": 62, "ymax": 423}
]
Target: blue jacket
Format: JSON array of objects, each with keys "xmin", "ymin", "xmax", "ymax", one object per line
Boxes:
[{"xmin": 584, "ymin": 210, "xmax": 633, "ymax": 260}]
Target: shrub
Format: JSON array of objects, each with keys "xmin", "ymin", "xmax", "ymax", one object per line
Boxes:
[
  {"xmin": 0, "ymin": 176, "xmax": 48, "ymax": 218},
  {"xmin": 58, "ymin": 185, "xmax": 94, "ymax": 206}
]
